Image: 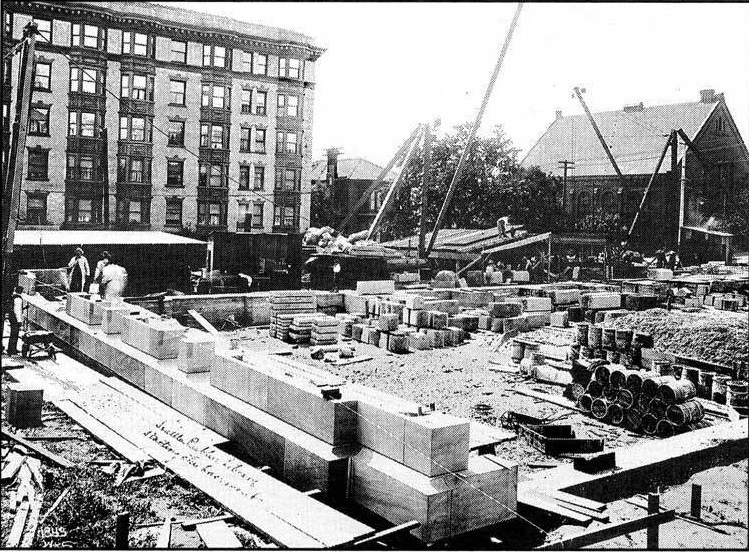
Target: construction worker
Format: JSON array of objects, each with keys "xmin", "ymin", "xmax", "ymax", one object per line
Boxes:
[
  {"xmin": 5, "ymin": 286, "xmax": 25, "ymax": 355},
  {"xmin": 92, "ymin": 250, "xmax": 110, "ymax": 291},
  {"xmin": 101, "ymin": 258, "xmax": 128, "ymax": 300},
  {"xmin": 67, "ymin": 247, "xmax": 90, "ymax": 293}
]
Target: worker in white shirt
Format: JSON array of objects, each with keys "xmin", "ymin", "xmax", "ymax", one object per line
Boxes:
[
  {"xmin": 101, "ymin": 259, "xmax": 128, "ymax": 300},
  {"xmin": 5, "ymin": 286, "xmax": 25, "ymax": 355},
  {"xmin": 91, "ymin": 251, "xmax": 110, "ymax": 294},
  {"xmin": 67, "ymin": 247, "xmax": 90, "ymax": 292}
]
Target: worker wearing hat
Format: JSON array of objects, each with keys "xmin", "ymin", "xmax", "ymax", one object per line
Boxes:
[{"xmin": 67, "ymin": 247, "xmax": 90, "ymax": 293}]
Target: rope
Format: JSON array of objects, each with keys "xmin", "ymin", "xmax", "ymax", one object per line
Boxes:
[{"xmin": 335, "ymin": 400, "xmax": 550, "ymax": 536}]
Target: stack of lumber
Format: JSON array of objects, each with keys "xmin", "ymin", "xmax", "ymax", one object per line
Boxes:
[
  {"xmin": 287, "ymin": 313, "xmax": 320, "ymax": 343},
  {"xmin": 336, "ymin": 313, "xmax": 360, "ymax": 338},
  {"xmin": 121, "ymin": 315, "xmax": 185, "ymax": 360},
  {"xmin": 4, "ymin": 384, "xmax": 43, "ymax": 428},
  {"xmin": 269, "ymin": 291, "xmax": 315, "ymax": 340},
  {"xmin": 311, "ymin": 316, "xmax": 339, "ymax": 345},
  {"xmin": 356, "ymin": 280, "xmax": 395, "ymax": 295}
]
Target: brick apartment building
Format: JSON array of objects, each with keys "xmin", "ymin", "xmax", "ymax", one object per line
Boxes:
[
  {"xmin": 521, "ymin": 90, "xmax": 749, "ymax": 256},
  {"xmin": 310, "ymin": 149, "xmax": 397, "ymax": 232},
  {"xmin": 2, "ymin": 1, "xmax": 322, "ymax": 235}
]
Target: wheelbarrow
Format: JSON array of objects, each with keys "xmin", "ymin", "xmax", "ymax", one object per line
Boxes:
[{"xmin": 21, "ymin": 318, "xmax": 57, "ymax": 360}]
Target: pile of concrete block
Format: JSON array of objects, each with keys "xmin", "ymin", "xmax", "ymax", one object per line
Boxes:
[
  {"xmin": 287, "ymin": 313, "xmax": 321, "ymax": 343},
  {"xmin": 269, "ymin": 291, "xmax": 316, "ymax": 340},
  {"xmin": 5, "ymin": 384, "xmax": 43, "ymax": 428},
  {"xmin": 66, "ymin": 292, "xmax": 112, "ymax": 325},
  {"xmin": 336, "ymin": 313, "xmax": 362, "ymax": 338},
  {"xmin": 311, "ymin": 316, "xmax": 339, "ymax": 345},
  {"xmin": 703, "ymin": 293, "xmax": 745, "ymax": 311},
  {"xmin": 176, "ymin": 332, "xmax": 216, "ymax": 373},
  {"xmin": 356, "ymin": 280, "xmax": 395, "ymax": 295},
  {"xmin": 121, "ymin": 314, "xmax": 185, "ymax": 360}
]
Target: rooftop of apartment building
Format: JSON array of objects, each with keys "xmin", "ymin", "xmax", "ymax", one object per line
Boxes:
[{"xmin": 8, "ymin": 1, "xmax": 323, "ymax": 52}]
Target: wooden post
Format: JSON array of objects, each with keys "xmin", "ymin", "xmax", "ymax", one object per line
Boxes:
[
  {"xmin": 690, "ymin": 484, "xmax": 702, "ymax": 519},
  {"xmin": 418, "ymin": 121, "xmax": 435, "ymax": 262},
  {"xmin": 115, "ymin": 511, "xmax": 130, "ymax": 549},
  {"xmin": 647, "ymin": 493, "xmax": 660, "ymax": 549}
]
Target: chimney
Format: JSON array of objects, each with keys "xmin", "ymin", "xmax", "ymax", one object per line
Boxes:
[
  {"xmin": 555, "ymin": 110, "xmax": 563, "ymax": 120},
  {"xmin": 623, "ymin": 102, "xmax": 644, "ymax": 113},
  {"xmin": 325, "ymin": 148, "xmax": 341, "ymax": 183},
  {"xmin": 700, "ymin": 89, "xmax": 716, "ymax": 103}
]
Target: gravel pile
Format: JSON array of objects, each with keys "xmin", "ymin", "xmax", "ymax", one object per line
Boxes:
[{"xmin": 607, "ymin": 308, "xmax": 748, "ymax": 365}]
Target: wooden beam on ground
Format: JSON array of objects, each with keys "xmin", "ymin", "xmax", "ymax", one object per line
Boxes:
[
  {"xmin": 195, "ymin": 520, "xmax": 242, "ymax": 549},
  {"xmin": 345, "ymin": 520, "xmax": 421, "ymax": 549},
  {"xmin": 2, "ymin": 430, "xmax": 74, "ymax": 468},
  {"xmin": 514, "ymin": 388, "xmax": 582, "ymax": 412},
  {"xmin": 336, "ymin": 355, "xmax": 373, "ymax": 367},
  {"xmin": 7, "ymin": 499, "xmax": 31, "ymax": 547},
  {"xmin": 187, "ymin": 310, "xmax": 219, "ymax": 336},
  {"xmin": 536, "ymin": 510, "xmax": 675, "ymax": 550},
  {"xmin": 156, "ymin": 515, "xmax": 172, "ymax": 548}
]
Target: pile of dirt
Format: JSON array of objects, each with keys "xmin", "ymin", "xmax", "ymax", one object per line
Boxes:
[{"xmin": 608, "ymin": 308, "xmax": 748, "ymax": 365}]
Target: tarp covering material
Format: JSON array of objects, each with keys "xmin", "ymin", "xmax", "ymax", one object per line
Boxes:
[{"xmin": 14, "ymin": 230, "xmax": 206, "ymax": 246}]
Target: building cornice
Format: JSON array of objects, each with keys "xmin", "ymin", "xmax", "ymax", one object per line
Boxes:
[{"xmin": 7, "ymin": 1, "xmax": 325, "ymax": 60}]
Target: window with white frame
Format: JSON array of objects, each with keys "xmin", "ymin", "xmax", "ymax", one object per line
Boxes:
[
  {"xmin": 240, "ymin": 128, "xmax": 251, "ymax": 152},
  {"xmin": 277, "ymin": 94, "xmax": 299, "ymax": 117},
  {"xmin": 254, "ymin": 128, "xmax": 266, "ymax": 153},
  {"xmin": 242, "ymin": 51, "xmax": 252, "ymax": 73},
  {"xmin": 252, "ymin": 90, "xmax": 266, "ymax": 115},
  {"xmin": 33, "ymin": 18, "xmax": 51, "ymax": 42},
  {"xmin": 254, "ymin": 53, "xmax": 267, "ymax": 75},
  {"xmin": 170, "ymin": 80, "xmax": 186, "ymax": 105},
  {"xmin": 252, "ymin": 202, "xmax": 264, "ymax": 227},
  {"xmin": 171, "ymin": 40, "xmax": 187, "ymax": 63},
  {"xmin": 123, "ymin": 31, "xmax": 149, "ymax": 56},
  {"xmin": 239, "ymin": 165, "xmax": 250, "ymax": 190},
  {"xmin": 276, "ymin": 131, "xmax": 298, "ymax": 154},
  {"xmin": 34, "ymin": 61, "xmax": 51, "ymax": 90},
  {"xmin": 279, "ymin": 58, "xmax": 300, "ymax": 79},
  {"xmin": 166, "ymin": 198, "xmax": 183, "ymax": 226},
  {"xmin": 241, "ymin": 89, "xmax": 251, "ymax": 113},
  {"xmin": 253, "ymin": 166, "xmax": 264, "ymax": 190},
  {"xmin": 203, "ymin": 44, "xmax": 226, "ymax": 68},
  {"xmin": 72, "ymin": 24, "xmax": 101, "ymax": 48},
  {"xmin": 29, "ymin": 105, "xmax": 50, "ymax": 135}
]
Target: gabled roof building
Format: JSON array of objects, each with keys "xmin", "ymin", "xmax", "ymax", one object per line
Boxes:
[{"xmin": 521, "ymin": 89, "xmax": 749, "ymax": 257}]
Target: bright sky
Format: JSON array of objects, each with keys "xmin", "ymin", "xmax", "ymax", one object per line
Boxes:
[{"xmin": 170, "ymin": 2, "xmax": 749, "ymax": 166}]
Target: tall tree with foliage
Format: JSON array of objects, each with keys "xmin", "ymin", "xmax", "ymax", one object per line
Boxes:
[{"xmin": 377, "ymin": 123, "xmax": 565, "ymax": 241}]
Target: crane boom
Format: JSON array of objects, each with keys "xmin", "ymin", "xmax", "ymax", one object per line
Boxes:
[{"xmin": 573, "ymin": 86, "xmax": 624, "ymax": 180}]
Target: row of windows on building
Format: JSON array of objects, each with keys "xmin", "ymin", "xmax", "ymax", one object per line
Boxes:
[
  {"xmin": 17, "ymin": 15, "xmax": 303, "ymax": 78},
  {"xmin": 27, "ymin": 146, "xmax": 301, "ymax": 190},
  {"xmin": 27, "ymin": 103, "xmax": 300, "ymax": 155},
  {"xmin": 31, "ymin": 60, "xmax": 302, "ymax": 119},
  {"xmin": 23, "ymin": 192, "xmax": 298, "ymax": 230}
]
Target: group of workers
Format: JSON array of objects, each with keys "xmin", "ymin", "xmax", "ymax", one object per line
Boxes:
[
  {"xmin": 67, "ymin": 247, "xmax": 128, "ymax": 299},
  {"xmin": 3, "ymin": 246, "xmax": 128, "ymax": 357}
]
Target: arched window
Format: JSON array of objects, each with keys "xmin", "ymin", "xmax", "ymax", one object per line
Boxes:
[
  {"xmin": 577, "ymin": 191, "xmax": 593, "ymax": 217},
  {"xmin": 601, "ymin": 191, "xmax": 617, "ymax": 214}
]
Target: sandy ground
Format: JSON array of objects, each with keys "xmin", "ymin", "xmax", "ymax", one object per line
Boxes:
[{"xmin": 234, "ymin": 326, "xmax": 749, "ymax": 548}]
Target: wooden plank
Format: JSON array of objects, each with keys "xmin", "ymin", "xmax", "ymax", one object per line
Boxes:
[
  {"xmin": 187, "ymin": 309, "xmax": 219, "ymax": 335},
  {"xmin": 336, "ymin": 355, "xmax": 373, "ymax": 367},
  {"xmin": 7, "ymin": 499, "xmax": 31, "ymax": 547},
  {"xmin": 156, "ymin": 516, "xmax": 173, "ymax": 548},
  {"xmin": 1, "ymin": 453, "xmax": 25, "ymax": 483},
  {"xmin": 518, "ymin": 490, "xmax": 593, "ymax": 524},
  {"xmin": 2, "ymin": 430, "xmax": 74, "ymax": 468},
  {"xmin": 348, "ymin": 520, "xmax": 421, "ymax": 548},
  {"xmin": 53, "ymin": 400, "xmax": 150, "ymax": 464},
  {"xmin": 536, "ymin": 510, "xmax": 675, "ymax": 550},
  {"xmin": 180, "ymin": 514, "xmax": 234, "ymax": 530},
  {"xmin": 545, "ymin": 490, "xmax": 607, "ymax": 513},
  {"xmin": 195, "ymin": 520, "xmax": 242, "ymax": 549},
  {"xmin": 20, "ymin": 494, "xmax": 43, "ymax": 547},
  {"xmin": 469, "ymin": 421, "xmax": 516, "ymax": 451},
  {"xmin": 514, "ymin": 388, "xmax": 583, "ymax": 412}
]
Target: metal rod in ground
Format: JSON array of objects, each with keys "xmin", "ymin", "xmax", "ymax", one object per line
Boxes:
[
  {"xmin": 690, "ymin": 484, "xmax": 702, "ymax": 520},
  {"xmin": 647, "ymin": 493, "xmax": 660, "ymax": 549},
  {"xmin": 116, "ymin": 511, "xmax": 130, "ymax": 549}
]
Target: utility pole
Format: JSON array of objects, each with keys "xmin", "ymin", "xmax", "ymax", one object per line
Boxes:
[
  {"xmin": 418, "ymin": 120, "xmax": 437, "ymax": 262},
  {"xmin": 670, "ymin": 128, "xmax": 679, "ymax": 250},
  {"xmin": 558, "ymin": 160, "xmax": 575, "ymax": 213},
  {"xmin": 2, "ymin": 23, "xmax": 36, "ymax": 347}
]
